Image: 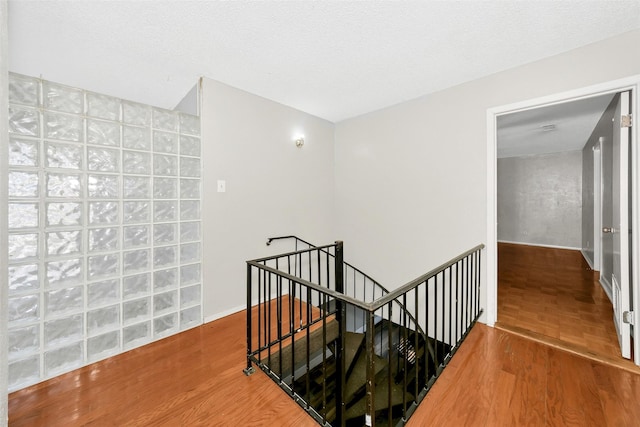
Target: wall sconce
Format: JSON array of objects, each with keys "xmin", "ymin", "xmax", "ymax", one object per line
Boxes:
[{"xmin": 295, "ymin": 136, "xmax": 305, "ymax": 148}]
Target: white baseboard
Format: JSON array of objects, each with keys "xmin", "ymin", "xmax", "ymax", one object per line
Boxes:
[
  {"xmin": 580, "ymin": 249, "xmax": 596, "ymax": 270},
  {"xmin": 600, "ymin": 276, "xmax": 613, "ymax": 303},
  {"xmin": 204, "ymin": 304, "xmax": 245, "ymax": 323},
  {"xmin": 498, "ymin": 240, "xmax": 581, "ymax": 251}
]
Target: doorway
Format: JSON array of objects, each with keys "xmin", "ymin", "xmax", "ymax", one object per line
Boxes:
[{"xmin": 485, "ymin": 76, "xmax": 640, "ymax": 366}]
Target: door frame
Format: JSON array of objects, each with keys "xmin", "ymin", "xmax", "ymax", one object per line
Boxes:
[
  {"xmin": 485, "ymin": 75, "xmax": 640, "ymax": 365},
  {"xmin": 594, "ymin": 139, "xmax": 602, "ymax": 273}
]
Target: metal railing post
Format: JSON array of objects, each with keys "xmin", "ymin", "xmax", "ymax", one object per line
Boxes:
[
  {"xmin": 334, "ymin": 241, "xmax": 346, "ymax": 426},
  {"xmin": 244, "ymin": 263, "xmax": 255, "ymax": 375},
  {"xmin": 365, "ymin": 309, "xmax": 376, "ymax": 426}
]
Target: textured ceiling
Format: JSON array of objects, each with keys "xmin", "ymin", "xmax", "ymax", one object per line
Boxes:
[
  {"xmin": 497, "ymin": 93, "xmax": 616, "ymax": 158},
  {"xmin": 7, "ymin": 1, "xmax": 640, "ymax": 123}
]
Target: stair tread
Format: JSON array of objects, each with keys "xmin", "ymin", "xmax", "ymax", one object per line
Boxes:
[
  {"xmin": 344, "ymin": 332, "xmax": 365, "ymax": 374},
  {"xmin": 345, "ymin": 351, "xmax": 387, "ymax": 401},
  {"xmin": 345, "ymin": 377, "xmax": 414, "ymax": 419}
]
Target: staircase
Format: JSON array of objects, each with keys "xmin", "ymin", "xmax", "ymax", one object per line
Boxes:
[{"xmin": 246, "ymin": 237, "xmax": 484, "ymax": 427}]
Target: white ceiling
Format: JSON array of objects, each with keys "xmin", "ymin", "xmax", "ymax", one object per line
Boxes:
[
  {"xmin": 497, "ymin": 93, "xmax": 616, "ymax": 158},
  {"xmin": 7, "ymin": 1, "xmax": 640, "ymax": 123}
]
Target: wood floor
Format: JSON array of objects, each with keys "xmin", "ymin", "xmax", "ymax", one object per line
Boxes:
[{"xmin": 496, "ymin": 242, "xmax": 639, "ymax": 372}]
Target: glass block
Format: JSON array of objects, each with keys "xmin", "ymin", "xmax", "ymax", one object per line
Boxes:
[
  {"xmin": 8, "ymin": 325, "xmax": 39, "ymax": 359},
  {"xmin": 180, "ymin": 179, "xmax": 200, "ymax": 199},
  {"xmin": 123, "ymin": 225, "xmax": 149, "ymax": 248},
  {"xmin": 9, "ymin": 356, "xmax": 40, "ymax": 391},
  {"xmin": 88, "ymin": 331, "xmax": 120, "ymax": 361},
  {"xmin": 46, "ymin": 230, "xmax": 82, "ymax": 256},
  {"xmin": 44, "ymin": 314, "xmax": 83, "ymax": 348},
  {"xmin": 43, "ymin": 81, "xmax": 83, "ymax": 113},
  {"xmin": 180, "ymin": 200, "xmax": 200, "ymax": 220},
  {"xmin": 180, "ymin": 243, "xmax": 200, "ymax": 263},
  {"xmin": 8, "ymin": 203, "xmax": 39, "ymax": 229},
  {"xmin": 88, "ymin": 227, "xmax": 119, "ymax": 252},
  {"xmin": 9, "ymin": 74, "xmax": 39, "ymax": 106},
  {"xmin": 87, "ymin": 92, "xmax": 120, "ymax": 121},
  {"xmin": 45, "ymin": 286, "xmax": 83, "ymax": 317},
  {"xmin": 154, "ymin": 313, "xmax": 178, "ymax": 336},
  {"xmin": 44, "ymin": 112, "xmax": 83, "ymax": 142},
  {"xmin": 46, "ymin": 173, "xmax": 81, "ymax": 198},
  {"xmin": 8, "ymin": 294, "xmax": 39, "ymax": 324},
  {"xmin": 88, "ymin": 279, "xmax": 120, "ymax": 308},
  {"xmin": 153, "ymin": 154, "xmax": 178, "ymax": 176},
  {"xmin": 153, "ymin": 291, "xmax": 177, "ymax": 315},
  {"xmin": 154, "ymin": 201, "xmax": 177, "ymax": 221},
  {"xmin": 180, "ymin": 135, "xmax": 201, "ymax": 156},
  {"xmin": 180, "ymin": 222, "xmax": 200, "ymax": 243},
  {"xmin": 123, "ymin": 322, "xmax": 150, "ymax": 349},
  {"xmin": 123, "ymin": 150, "xmax": 151, "ymax": 175},
  {"xmin": 180, "ymin": 284, "xmax": 201, "ymax": 307},
  {"xmin": 180, "ymin": 264, "xmax": 201, "ymax": 286},
  {"xmin": 122, "ymin": 101, "xmax": 151, "ymax": 126},
  {"xmin": 123, "ymin": 297, "xmax": 150, "ymax": 325},
  {"xmin": 89, "ymin": 201, "xmax": 119, "ymax": 225},
  {"xmin": 154, "ymin": 246, "xmax": 177, "ymax": 267},
  {"xmin": 153, "ymin": 108, "xmax": 178, "ymax": 131},
  {"xmin": 123, "ymin": 249, "xmax": 150, "ymax": 273},
  {"xmin": 154, "ymin": 223, "xmax": 176, "ymax": 244},
  {"xmin": 8, "ymin": 106, "xmax": 40, "ymax": 137},
  {"xmin": 44, "ymin": 342, "xmax": 83, "ymax": 377},
  {"xmin": 8, "ymin": 171, "xmax": 39, "ymax": 197},
  {"xmin": 123, "ymin": 125, "xmax": 150, "ymax": 150},
  {"xmin": 153, "ymin": 177, "xmax": 177, "ymax": 199},
  {"xmin": 8, "ymin": 264, "xmax": 39, "ymax": 294},
  {"xmin": 88, "ymin": 254, "xmax": 119, "ymax": 279},
  {"xmin": 88, "ymin": 174, "xmax": 119, "ymax": 199},
  {"xmin": 9, "ymin": 137, "xmax": 39, "ymax": 166},
  {"xmin": 179, "ymin": 113, "xmax": 200, "ymax": 136},
  {"xmin": 153, "ymin": 131, "xmax": 178, "ymax": 153},
  {"xmin": 46, "ymin": 142, "xmax": 82, "ymax": 169},
  {"xmin": 87, "ymin": 305, "xmax": 120, "ymax": 335},
  {"xmin": 123, "ymin": 176, "xmax": 151, "ymax": 199},
  {"xmin": 46, "ymin": 202, "xmax": 82, "ymax": 226},
  {"xmin": 154, "ymin": 268, "xmax": 177, "ymax": 291},
  {"xmin": 123, "ymin": 273, "xmax": 150, "ymax": 299},
  {"xmin": 88, "ymin": 119, "xmax": 120, "ymax": 147},
  {"xmin": 123, "ymin": 201, "xmax": 149, "ymax": 223},
  {"xmin": 180, "ymin": 157, "xmax": 200, "ymax": 177},
  {"xmin": 180, "ymin": 305, "xmax": 201, "ymax": 329},
  {"xmin": 8, "ymin": 233, "xmax": 38, "ymax": 261},
  {"xmin": 46, "ymin": 259, "xmax": 82, "ymax": 288},
  {"xmin": 88, "ymin": 147, "xmax": 119, "ymax": 172}
]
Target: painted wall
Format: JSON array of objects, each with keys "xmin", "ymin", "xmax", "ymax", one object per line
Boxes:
[
  {"xmin": 582, "ymin": 95, "xmax": 618, "ymax": 289},
  {"xmin": 334, "ymin": 29, "xmax": 640, "ymax": 323},
  {"xmin": 497, "ymin": 151, "xmax": 582, "ymax": 249},
  {"xmin": 1, "ymin": 1, "xmax": 9, "ymax": 424},
  {"xmin": 200, "ymin": 78, "xmax": 335, "ymax": 320}
]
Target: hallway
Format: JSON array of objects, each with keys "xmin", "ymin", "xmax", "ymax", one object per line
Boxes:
[{"xmin": 496, "ymin": 242, "xmax": 638, "ymax": 372}]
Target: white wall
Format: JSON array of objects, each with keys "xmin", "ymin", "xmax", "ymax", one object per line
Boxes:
[
  {"xmin": 200, "ymin": 78, "xmax": 335, "ymax": 320},
  {"xmin": 497, "ymin": 151, "xmax": 583, "ymax": 249},
  {"xmin": 334, "ymin": 29, "xmax": 640, "ymax": 323},
  {"xmin": 1, "ymin": 1, "xmax": 9, "ymax": 424}
]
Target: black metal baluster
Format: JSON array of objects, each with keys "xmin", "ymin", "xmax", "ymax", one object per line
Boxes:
[{"xmin": 244, "ymin": 264, "xmax": 253, "ymax": 375}]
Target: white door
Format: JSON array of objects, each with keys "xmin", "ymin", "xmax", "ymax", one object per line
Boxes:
[{"xmin": 611, "ymin": 91, "xmax": 632, "ymax": 359}]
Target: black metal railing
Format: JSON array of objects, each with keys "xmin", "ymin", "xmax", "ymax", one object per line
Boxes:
[{"xmin": 245, "ymin": 237, "xmax": 484, "ymax": 427}]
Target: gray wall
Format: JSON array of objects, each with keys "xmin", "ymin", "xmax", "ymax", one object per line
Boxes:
[
  {"xmin": 201, "ymin": 79, "xmax": 335, "ymax": 320},
  {"xmin": 1, "ymin": 0, "xmax": 9, "ymax": 424},
  {"xmin": 497, "ymin": 151, "xmax": 583, "ymax": 248},
  {"xmin": 334, "ymin": 29, "xmax": 640, "ymax": 323},
  {"xmin": 582, "ymin": 95, "xmax": 618, "ymax": 283}
]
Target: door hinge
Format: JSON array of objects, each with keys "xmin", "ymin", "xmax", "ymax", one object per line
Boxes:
[
  {"xmin": 622, "ymin": 114, "xmax": 632, "ymax": 128},
  {"xmin": 623, "ymin": 310, "xmax": 634, "ymax": 325}
]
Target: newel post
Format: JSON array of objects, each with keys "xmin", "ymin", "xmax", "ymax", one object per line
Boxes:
[{"xmin": 334, "ymin": 241, "xmax": 346, "ymax": 426}]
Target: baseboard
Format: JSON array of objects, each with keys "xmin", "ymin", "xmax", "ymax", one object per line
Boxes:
[
  {"xmin": 600, "ymin": 276, "xmax": 613, "ymax": 303},
  {"xmin": 498, "ymin": 240, "xmax": 581, "ymax": 251},
  {"xmin": 204, "ymin": 304, "xmax": 245, "ymax": 323},
  {"xmin": 580, "ymin": 249, "xmax": 596, "ymax": 270}
]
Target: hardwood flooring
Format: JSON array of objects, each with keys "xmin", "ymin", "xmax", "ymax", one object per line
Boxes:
[{"xmin": 496, "ymin": 242, "xmax": 639, "ymax": 372}]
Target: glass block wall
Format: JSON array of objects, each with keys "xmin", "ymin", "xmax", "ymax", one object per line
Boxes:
[{"xmin": 7, "ymin": 73, "xmax": 202, "ymax": 391}]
